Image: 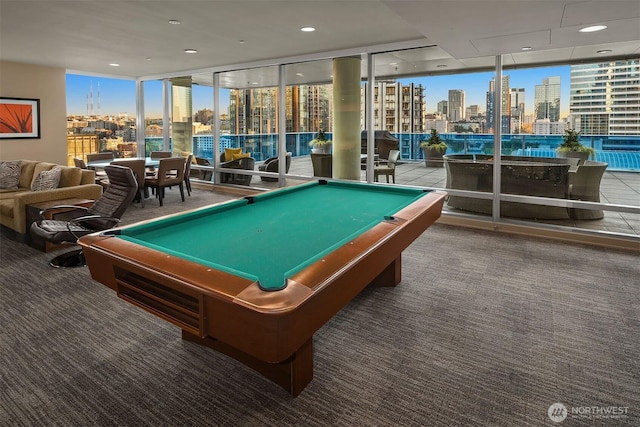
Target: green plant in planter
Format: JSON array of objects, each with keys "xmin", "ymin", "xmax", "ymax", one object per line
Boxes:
[
  {"xmin": 419, "ymin": 129, "xmax": 448, "ymax": 153},
  {"xmin": 420, "ymin": 129, "xmax": 448, "ymax": 167},
  {"xmin": 308, "ymin": 129, "xmax": 332, "ymax": 148},
  {"xmin": 557, "ymin": 129, "xmax": 595, "ymax": 158}
]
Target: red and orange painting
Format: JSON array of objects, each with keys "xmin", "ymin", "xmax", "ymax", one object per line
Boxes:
[{"xmin": 0, "ymin": 98, "xmax": 40, "ymax": 139}]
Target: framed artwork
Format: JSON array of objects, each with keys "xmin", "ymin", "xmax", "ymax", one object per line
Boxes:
[{"xmin": 0, "ymin": 97, "xmax": 41, "ymax": 139}]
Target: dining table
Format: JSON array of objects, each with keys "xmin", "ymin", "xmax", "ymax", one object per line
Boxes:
[{"xmin": 86, "ymin": 157, "xmax": 160, "ymax": 169}]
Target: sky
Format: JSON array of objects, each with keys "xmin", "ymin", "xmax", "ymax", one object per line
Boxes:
[{"xmin": 66, "ymin": 64, "xmax": 571, "ymax": 119}]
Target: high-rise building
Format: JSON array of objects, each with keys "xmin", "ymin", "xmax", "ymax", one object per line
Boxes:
[
  {"xmin": 466, "ymin": 104, "xmax": 481, "ymax": 118},
  {"xmin": 570, "ymin": 60, "xmax": 640, "ymax": 135},
  {"xmin": 510, "ymin": 88, "xmax": 525, "ymax": 133},
  {"xmin": 297, "ymin": 85, "xmax": 332, "ymax": 133},
  {"xmin": 361, "ymin": 81, "xmax": 425, "ymax": 132},
  {"xmin": 229, "ymin": 88, "xmax": 280, "ymax": 134},
  {"xmin": 510, "ymin": 88, "xmax": 525, "ymax": 120},
  {"xmin": 229, "ymin": 85, "xmax": 332, "ymax": 135},
  {"xmin": 448, "ymin": 89, "xmax": 465, "ymax": 122},
  {"xmin": 535, "ymin": 76, "xmax": 561, "ymax": 122},
  {"xmin": 437, "ymin": 100, "xmax": 448, "ymax": 116},
  {"xmin": 486, "ymin": 75, "xmax": 510, "ymax": 133}
]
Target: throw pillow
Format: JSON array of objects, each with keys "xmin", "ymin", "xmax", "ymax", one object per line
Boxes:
[
  {"xmin": 0, "ymin": 161, "xmax": 22, "ymax": 190},
  {"xmin": 31, "ymin": 167, "xmax": 62, "ymax": 191},
  {"xmin": 224, "ymin": 148, "xmax": 243, "ymax": 161},
  {"xmin": 231, "ymin": 152, "xmax": 251, "ymax": 160}
]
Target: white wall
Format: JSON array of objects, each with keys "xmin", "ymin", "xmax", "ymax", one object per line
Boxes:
[{"xmin": 0, "ymin": 61, "xmax": 67, "ymax": 165}]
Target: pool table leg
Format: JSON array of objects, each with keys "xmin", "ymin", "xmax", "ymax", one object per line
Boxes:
[
  {"xmin": 368, "ymin": 254, "xmax": 402, "ymax": 287},
  {"xmin": 181, "ymin": 330, "xmax": 314, "ymax": 397}
]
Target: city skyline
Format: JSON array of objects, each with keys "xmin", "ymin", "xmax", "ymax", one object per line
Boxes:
[{"xmin": 66, "ymin": 64, "xmax": 571, "ymax": 120}]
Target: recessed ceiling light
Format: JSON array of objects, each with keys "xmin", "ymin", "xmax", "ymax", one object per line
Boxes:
[
  {"xmin": 109, "ymin": 63, "xmax": 120, "ymax": 67},
  {"xmin": 169, "ymin": 19, "xmax": 181, "ymax": 25},
  {"xmin": 184, "ymin": 49, "xmax": 197, "ymax": 54},
  {"xmin": 301, "ymin": 27, "xmax": 315, "ymax": 32},
  {"xmin": 239, "ymin": 40, "xmax": 245, "ymax": 44},
  {"xmin": 389, "ymin": 62, "xmax": 398, "ymax": 66},
  {"xmin": 437, "ymin": 64, "xmax": 447, "ymax": 68},
  {"xmin": 145, "ymin": 57, "xmax": 152, "ymax": 61},
  {"xmin": 295, "ymin": 73, "xmax": 304, "ymax": 77},
  {"xmin": 521, "ymin": 46, "xmax": 533, "ymax": 51},
  {"xmin": 579, "ymin": 25, "xmax": 607, "ymax": 33},
  {"xmin": 597, "ymin": 49, "xmax": 613, "ymax": 54}
]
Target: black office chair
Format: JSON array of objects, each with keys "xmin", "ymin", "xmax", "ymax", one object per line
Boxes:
[{"xmin": 30, "ymin": 165, "xmax": 138, "ymax": 268}]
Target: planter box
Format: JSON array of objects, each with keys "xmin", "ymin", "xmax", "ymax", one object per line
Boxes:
[{"xmin": 423, "ymin": 146, "xmax": 445, "ymax": 167}]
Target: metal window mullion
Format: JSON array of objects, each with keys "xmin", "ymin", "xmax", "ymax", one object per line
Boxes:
[
  {"xmin": 492, "ymin": 55, "xmax": 502, "ymax": 222},
  {"xmin": 135, "ymin": 79, "xmax": 144, "ymax": 157},
  {"xmin": 162, "ymin": 78, "xmax": 170, "ymax": 152},
  {"xmin": 366, "ymin": 53, "xmax": 375, "ymax": 182},
  {"xmin": 278, "ymin": 64, "xmax": 286, "ymax": 186}
]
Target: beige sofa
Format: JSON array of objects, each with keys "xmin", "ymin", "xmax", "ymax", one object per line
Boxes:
[{"xmin": 0, "ymin": 160, "xmax": 103, "ymax": 236}]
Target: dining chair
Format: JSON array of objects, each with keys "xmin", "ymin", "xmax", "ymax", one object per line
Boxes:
[
  {"xmin": 374, "ymin": 149, "xmax": 400, "ymax": 183},
  {"xmin": 73, "ymin": 158, "xmax": 87, "ymax": 169},
  {"xmin": 147, "ymin": 151, "xmax": 172, "ymax": 178},
  {"xmin": 144, "ymin": 157, "xmax": 186, "ymax": 206},
  {"xmin": 75, "ymin": 157, "xmax": 108, "ymax": 187},
  {"xmin": 111, "ymin": 159, "xmax": 147, "ymax": 207},
  {"xmin": 86, "ymin": 152, "xmax": 115, "ymax": 163},
  {"xmin": 150, "ymin": 151, "xmax": 172, "ymax": 159}
]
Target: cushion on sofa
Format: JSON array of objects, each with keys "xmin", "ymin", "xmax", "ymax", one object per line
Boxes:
[
  {"xmin": 0, "ymin": 161, "xmax": 22, "ymax": 190},
  {"xmin": 58, "ymin": 167, "xmax": 83, "ymax": 187},
  {"xmin": 30, "ymin": 163, "xmax": 57, "ymax": 189},
  {"xmin": 31, "ymin": 167, "xmax": 62, "ymax": 191}
]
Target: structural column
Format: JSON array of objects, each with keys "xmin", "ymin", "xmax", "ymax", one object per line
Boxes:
[
  {"xmin": 332, "ymin": 56, "xmax": 361, "ymax": 180},
  {"xmin": 171, "ymin": 76, "xmax": 193, "ymax": 156}
]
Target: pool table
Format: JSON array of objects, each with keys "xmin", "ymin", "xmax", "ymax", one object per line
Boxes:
[{"xmin": 79, "ymin": 180, "xmax": 446, "ymax": 396}]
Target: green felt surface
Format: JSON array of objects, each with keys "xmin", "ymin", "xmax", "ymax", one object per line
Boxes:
[{"xmin": 117, "ymin": 181, "xmax": 427, "ymax": 290}]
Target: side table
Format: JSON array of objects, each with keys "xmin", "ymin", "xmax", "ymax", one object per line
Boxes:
[{"xmin": 26, "ymin": 198, "xmax": 95, "ymax": 252}]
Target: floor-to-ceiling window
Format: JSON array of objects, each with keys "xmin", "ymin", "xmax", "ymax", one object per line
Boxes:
[
  {"xmin": 127, "ymin": 46, "xmax": 638, "ymax": 238},
  {"xmin": 65, "ymin": 74, "xmax": 136, "ymax": 164}
]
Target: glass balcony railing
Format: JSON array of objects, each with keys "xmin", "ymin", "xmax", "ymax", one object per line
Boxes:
[{"xmin": 146, "ymin": 133, "xmax": 640, "ymax": 172}]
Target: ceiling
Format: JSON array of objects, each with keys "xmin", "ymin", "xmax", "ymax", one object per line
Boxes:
[{"xmin": 1, "ymin": 0, "xmax": 639, "ymax": 89}]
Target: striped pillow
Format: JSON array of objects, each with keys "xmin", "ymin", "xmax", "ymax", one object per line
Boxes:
[
  {"xmin": 0, "ymin": 161, "xmax": 22, "ymax": 190},
  {"xmin": 31, "ymin": 167, "xmax": 62, "ymax": 191}
]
